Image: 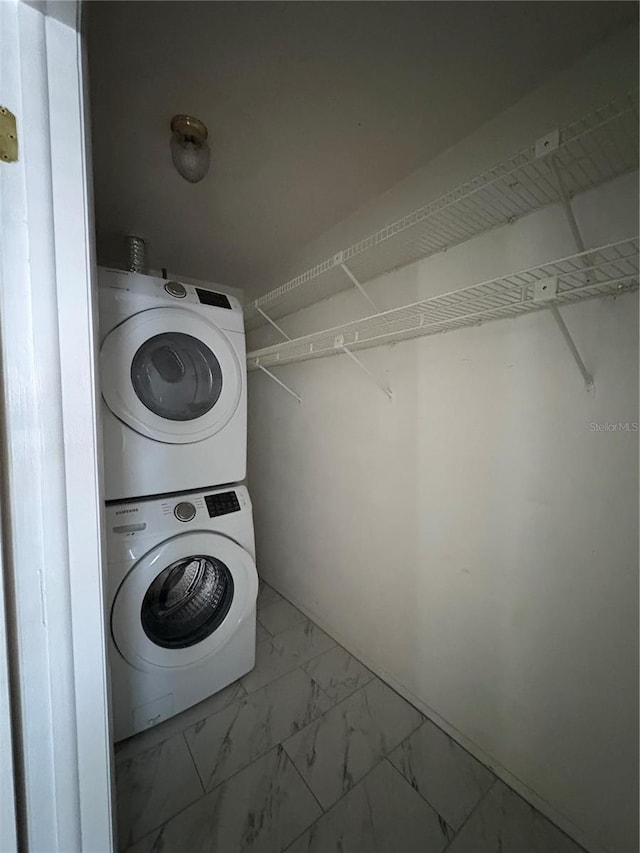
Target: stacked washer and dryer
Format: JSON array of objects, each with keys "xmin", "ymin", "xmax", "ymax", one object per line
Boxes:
[{"xmin": 98, "ymin": 268, "xmax": 258, "ymax": 743}]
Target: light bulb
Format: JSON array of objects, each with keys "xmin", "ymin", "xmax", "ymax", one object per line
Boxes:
[{"xmin": 170, "ymin": 115, "xmax": 210, "ymax": 183}]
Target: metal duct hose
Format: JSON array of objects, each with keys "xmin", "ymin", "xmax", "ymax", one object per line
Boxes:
[{"xmin": 126, "ymin": 234, "xmax": 147, "ymax": 273}]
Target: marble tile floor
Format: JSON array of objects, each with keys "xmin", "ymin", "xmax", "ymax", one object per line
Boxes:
[{"xmin": 115, "ymin": 581, "xmax": 587, "ymax": 853}]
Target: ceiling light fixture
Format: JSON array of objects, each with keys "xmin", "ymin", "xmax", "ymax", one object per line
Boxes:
[{"xmin": 170, "ymin": 115, "xmax": 210, "ymax": 183}]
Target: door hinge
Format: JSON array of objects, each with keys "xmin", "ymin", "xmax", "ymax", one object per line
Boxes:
[{"xmin": 0, "ymin": 106, "xmax": 18, "ymax": 163}]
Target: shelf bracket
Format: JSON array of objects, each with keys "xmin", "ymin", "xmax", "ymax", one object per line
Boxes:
[
  {"xmin": 533, "ymin": 276, "xmax": 593, "ymax": 389},
  {"xmin": 338, "ymin": 257, "xmax": 379, "ymax": 314},
  {"xmin": 548, "ymin": 154, "xmax": 586, "ymax": 253},
  {"xmin": 255, "ymin": 305, "xmax": 292, "ymax": 341},
  {"xmin": 548, "ymin": 305, "xmax": 593, "ymax": 389},
  {"xmin": 255, "ymin": 362, "xmax": 301, "ymax": 403},
  {"xmin": 335, "ymin": 336, "xmax": 392, "ymax": 399},
  {"xmin": 542, "ymin": 153, "xmax": 594, "ymax": 390}
]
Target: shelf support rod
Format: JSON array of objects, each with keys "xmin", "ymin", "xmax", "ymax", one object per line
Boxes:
[
  {"xmin": 339, "ymin": 261, "xmax": 380, "ymax": 314},
  {"xmin": 547, "ymin": 154, "xmax": 593, "ymax": 389},
  {"xmin": 337, "ymin": 338, "xmax": 392, "ymax": 400},
  {"xmin": 255, "ymin": 305, "xmax": 292, "ymax": 341},
  {"xmin": 547, "ymin": 305, "xmax": 593, "ymax": 388},
  {"xmin": 256, "ymin": 364, "xmax": 301, "ymax": 403},
  {"xmin": 548, "ymin": 155, "xmax": 585, "ymax": 252}
]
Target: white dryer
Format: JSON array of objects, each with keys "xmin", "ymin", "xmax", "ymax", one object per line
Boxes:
[
  {"xmin": 99, "ymin": 267, "xmax": 246, "ymax": 501},
  {"xmin": 106, "ymin": 485, "xmax": 258, "ymax": 742}
]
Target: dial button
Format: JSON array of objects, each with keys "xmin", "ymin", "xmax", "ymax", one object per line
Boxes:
[
  {"xmin": 174, "ymin": 501, "xmax": 196, "ymax": 522},
  {"xmin": 164, "ymin": 281, "xmax": 187, "ymax": 298}
]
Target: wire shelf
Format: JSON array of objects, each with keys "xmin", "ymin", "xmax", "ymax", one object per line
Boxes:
[
  {"xmin": 246, "ymin": 91, "xmax": 638, "ymax": 326},
  {"xmin": 247, "ymin": 238, "xmax": 639, "ymax": 370}
]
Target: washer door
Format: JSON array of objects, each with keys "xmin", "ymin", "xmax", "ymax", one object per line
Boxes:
[
  {"xmin": 112, "ymin": 531, "xmax": 258, "ymax": 672},
  {"xmin": 101, "ymin": 307, "xmax": 242, "ymax": 444}
]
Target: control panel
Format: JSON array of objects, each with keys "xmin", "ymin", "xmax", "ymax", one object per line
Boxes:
[
  {"xmin": 205, "ymin": 490, "xmax": 240, "ymax": 518},
  {"xmin": 99, "ymin": 269, "xmax": 237, "ymax": 313}
]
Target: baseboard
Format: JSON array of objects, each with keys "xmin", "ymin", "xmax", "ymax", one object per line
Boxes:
[{"xmin": 264, "ymin": 578, "xmax": 605, "ymax": 853}]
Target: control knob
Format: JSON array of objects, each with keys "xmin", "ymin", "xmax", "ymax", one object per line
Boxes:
[
  {"xmin": 174, "ymin": 501, "xmax": 196, "ymax": 522},
  {"xmin": 164, "ymin": 281, "xmax": 187, "ymax": 298}
]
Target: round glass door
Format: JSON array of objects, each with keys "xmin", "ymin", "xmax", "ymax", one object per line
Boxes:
[
  {"xmin": 101, "ymin": 307, "xmax": 242, "ymax": 444},
  {"xmin": 112, "ymin": 531, "xmax": 258, "ymax": 671},
  {"xmin": 141, "ymin": 554, "xmax": 234, "ymax": 648},
  {"xmin": 131, "ymin": 333, "xmax": 223, "ymax": 422}
]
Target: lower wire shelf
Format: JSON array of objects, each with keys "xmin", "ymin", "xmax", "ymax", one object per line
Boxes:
[{"xmin": 247, "ymin": 237, "xmax": 639, "ymax": 372}]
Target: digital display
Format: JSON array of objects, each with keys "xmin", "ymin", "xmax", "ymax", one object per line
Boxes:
[
  {"xmin": 196, "ymin": 289, "xmax": 231, "ymax": 309},
  {"xmin": 205, "ymin": 491, "xmax": 240, "ymax": 517}
]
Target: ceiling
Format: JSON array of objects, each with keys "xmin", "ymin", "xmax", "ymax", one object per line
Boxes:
[{"xmin": 88, "ymin": 1, "xmax": 637, "ymax": 299}]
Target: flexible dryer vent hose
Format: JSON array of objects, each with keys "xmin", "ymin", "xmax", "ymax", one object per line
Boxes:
[{"xmin": 126, "ymin": 234, "xmax": 147, "ymax": 274}]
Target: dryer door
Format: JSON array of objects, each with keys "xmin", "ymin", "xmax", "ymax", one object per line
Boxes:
[
  {"xmin": 111, "ymin": 531, "xmax": 258, "ymax": 672},
  {"xmin": 100, "ymin": 306, "xmax": 242, "ymax": 444}
]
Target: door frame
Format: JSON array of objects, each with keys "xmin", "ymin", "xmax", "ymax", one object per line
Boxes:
[{"xmin": 0, "ymin": 1, "xmax": 114, "ymax": 850}]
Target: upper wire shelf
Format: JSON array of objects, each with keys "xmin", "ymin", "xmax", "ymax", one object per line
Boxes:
[
  {"xmin": 247, "ymin": 238, "xmax": 639, "ymax": 370},
  {"xmin": 246, "ymin": 91, "xmax": 638, "ymax": 327}
]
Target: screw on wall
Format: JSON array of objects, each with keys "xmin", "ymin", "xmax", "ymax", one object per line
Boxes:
[{"xmin": 534, "ymin": 128, "xmax": 560, "ymax": 159}]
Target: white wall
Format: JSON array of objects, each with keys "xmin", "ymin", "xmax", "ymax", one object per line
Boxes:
[{"xmin": 246, "ymin": 36, "xmax": 639, "ymax": 853}]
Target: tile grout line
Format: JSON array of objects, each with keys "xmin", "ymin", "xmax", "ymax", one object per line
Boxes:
[
  {"xmin": 279, "ymin": 660, "xmax": 424, "ymax": 760},
  {"xmin": 441, "ymin": 774, "xmax": 590, "ymax": 853},
  {"xmin": 441, "ymin": 778, "xmax": 498, "ymax": 852},
  {"xmin": 267, "ymin": 585, "xmax": 589, "ymax": 850},
  {"xmin": 241, "ymin": 639, "xmax": 334, "ymax": 697},
  {"xmin": 119, "ymin": 591, "xmax": 431, "ymax": 849},
  {"xmin": 255, "ymin": 613, "xmax": 273, "ymax": 636},
  {"xmin": 120, "ymin": 622, "xmax": 423, "ymax": 820},
  {"xmin": 120, "ymin": 732, "xmax": 206, "ymax": 851},
  {"xmin": 282, "ymin": 743, "xmax": 327, "ymax": 816},
  {"xmin": 117, "ymin": 590, "xmax": 407, "ymax": 851},
  {"xmin": 124, "ymin": 744, "xmax": 293, "ymax": 853},
  {"xmin": 115, "ymin": 681, "xmax": 248, "ymax": 765},
  {"xmin": 261, "ymin": 586, "xmax": 515, "ymax": 837},
  {"xmin": 384, "ymin": 722, "xmax": 451, "ymax": 809},
  {"xmin": 264, "ymin": 585, "xmax": 431, "ymax": 724},
  {"xmin": 256, "ymin": 601, "xmax": 306, "ymax": 635},
  {"xmin": 383, "ymin": 755, "xmax": 456, "ymax": 842},
  {"xmin": 257, "ymin": 588, "xmax": 358, "ymax": 676},
  {"xmin": 120, "ymin": 639, "xmax": 442, "ymax": 850},
  {"xmin": 306, "ymin": 669, "xmax": 337, "ymax": 710},
  {"xmin": 300, "ymin": 611, "xmax": 581, "ymax": 849},
  {"xmin": 120, "ymin": 586, "xmax": 591, "ymax": 853},
  {"xmin": 280, "ymin": 755, "xmax": 394, "ymax": 853},
  {"xmin": 181, "ymin": 667, "xmax": 336, "ymax": 800},
  {"xmin": 242, "ymin": 633, "xmax": 339, "ymax": 698},
  {"xmin": 181, "ymin": 692, "xmax": 256, "ymax": 794},
  {"xmin": 289, "ymin": 665, "xmax": 372, "ymax": 724},
  {"xmin": 181, "ymin": 728, "xmax": 207, "ymax": 796},
  {"xmin": 203, "ymin": 743, "xmax": 285, "ymax": 797},
  {"xmin": 278, "ymin": 672, "xmax": 425, "ymax": 826},
  {"xmin": 296, "ymin": 639, "xmax": 339, "ymax": 671}
]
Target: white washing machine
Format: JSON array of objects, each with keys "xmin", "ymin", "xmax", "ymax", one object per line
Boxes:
[
  {"xmin": 99, "ymin": 267, "xmax": 247, "ymax": 502},
  {"xmin": 106, "ymin": 484, "xmax": 258, "ymax": 743}
]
